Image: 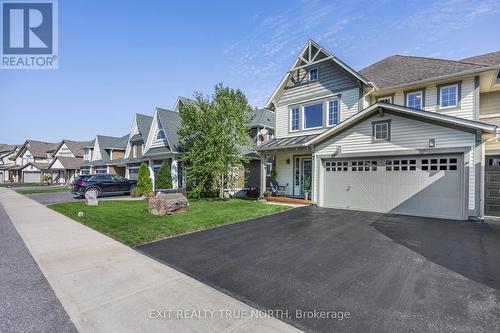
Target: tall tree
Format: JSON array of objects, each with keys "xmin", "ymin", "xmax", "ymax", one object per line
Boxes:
[
  {"xmin": 136, "ymin": 162, "xmax": 153, "ymax": 195},
  {"xmin": 179, "ymin": 83, "xmax": 253, "ymax": 199},
  {"xmin": 155, "ymin": 160, "xmax": 172, "ymax": 189}
]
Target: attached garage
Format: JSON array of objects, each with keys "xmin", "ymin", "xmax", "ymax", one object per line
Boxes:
[
  {"xmin": 23, "ymin": 171, "xmax": 41, "ymax": 183},
  {"xmin": 321, "ymin": 154, "xmax": 464, "ymax": 219}
]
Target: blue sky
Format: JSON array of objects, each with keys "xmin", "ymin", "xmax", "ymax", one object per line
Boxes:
[{"xmin": 1, "ymin": 0, "xmax": 499, "ymax": 144}]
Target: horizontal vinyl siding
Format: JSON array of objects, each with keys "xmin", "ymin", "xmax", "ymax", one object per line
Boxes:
[
  {"xmin": 316, "ymin": 113, "xmax": 475, "ymax": 155},
  {"xmin": 480, "ymin": 91, "xmax": 500, "ymax": 115},
  {"xmin": 375, "ymin": 76, "xmax": 476, "ymax": 120},
  {"xmin": 275, "ymin": 153, "xmax": 294, "ymax": 195}
]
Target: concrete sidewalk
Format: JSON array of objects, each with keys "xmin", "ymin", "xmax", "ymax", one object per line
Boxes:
[{"xmin": 0, "ymin": 188, "xmax": 301, "ymax": 333}]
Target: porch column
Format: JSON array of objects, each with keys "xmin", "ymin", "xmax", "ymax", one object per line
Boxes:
[
  {"xmin": 171, "ymin": 158, "xmax": 179, "ymax": 189},
  {"xmin": 148, "ymin": 159, "xmax": 155, "ymax": 191},
  {"xmin": 260, "ymin": 154, "xmax": 267, "ymax": 196}
]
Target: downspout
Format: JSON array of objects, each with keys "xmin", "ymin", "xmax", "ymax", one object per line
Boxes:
[{"xmin": 362, "ymin": 83, "xmax": 376, "ymax": 109}]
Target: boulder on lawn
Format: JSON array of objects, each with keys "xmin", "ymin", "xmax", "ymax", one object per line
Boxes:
[
  {"xmin": 148, "ymin": 193, "xmax": 188, "ymax": 215},
  {"xmin": 85, "ymin": 190, "xmax": 98, "ymax": 206}
]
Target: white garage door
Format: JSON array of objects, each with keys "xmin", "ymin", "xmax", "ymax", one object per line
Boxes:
[
  {"xmin": 322, "ymin": 155, "xmax": 464, "ymax": 220},
  {"xmin": 23, "ymin": 171, "xmax": 41, "ymax": 183}
]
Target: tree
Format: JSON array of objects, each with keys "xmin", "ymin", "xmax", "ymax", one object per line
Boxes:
[
  {"xmin": 155, "ymin": 160, "xmax": 172, "ymax": 189},
  {"xmin": 179, "ymin": 83, "xmax": 253, "ymax": 199},
  {"xmin": 134, "ymin": 162, "xmax": 153, "ymax": 196}
]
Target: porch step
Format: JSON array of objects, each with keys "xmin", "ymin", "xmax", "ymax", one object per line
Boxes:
[{"xmin": 265, "ymin": 196, "xmax": 312, "ymax": 205}]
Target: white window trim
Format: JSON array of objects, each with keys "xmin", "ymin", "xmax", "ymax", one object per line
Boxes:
[
  {"xmin": 154, "ymin": 128, "xmax": 166, "ymax": 141},
  {"xmin": 377, "ymin": 96, "xmax": 393, "ymax": 103},
  {"xmin": 326, "ymin": 98, "xmax": 340, "ymax": 127},
  {"xmin": 289, "ymin": 106, "xmax": 300, "ymax": 132},
  {"xmin": 374, "ymin": 123, "xmax": 389, "ymax": 140},
  {"xmin": 406, "ymin": 91, "xmax": 423, "ymax": 109},
  {"xmin": 309, "ymin": 67, "xmax": 318, "ymax": 81},
  {"xmin": 302, "ymin": 101, "xmax": 324, "ymax": 130},
  {"xmin": 439, "ymin": 84, "xmax": 459, "ymax": 109}
]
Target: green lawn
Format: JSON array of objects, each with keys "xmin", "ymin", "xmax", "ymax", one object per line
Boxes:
[
  {"xmin": 16, "ymin": 188, "xmax": 70, "ymax": 194},
  {"xmin": 48, "ymin": 199, "xmax": 290, "ymax": 247}
]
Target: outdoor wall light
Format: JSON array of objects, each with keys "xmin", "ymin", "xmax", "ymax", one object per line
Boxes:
[
  {"xmin": 286, "ymin": 159, "xmax": 290, "ymax": 164},
  {"xmin": 429, "ymin": 138, "xmax": 436, "ymax": 148}
]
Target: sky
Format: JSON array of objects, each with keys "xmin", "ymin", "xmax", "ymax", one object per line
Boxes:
[{"xmin": 1, "ymin": 0, "xmax": 500, "ymax": 144}]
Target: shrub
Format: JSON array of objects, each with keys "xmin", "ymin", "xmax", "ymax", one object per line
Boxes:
[
  {"xmin": 155, "ymin": 160, "xmax": 172, "ymax": 189},
  {"xmin": 130, "ymin": 187, "xmax": 142, "ymax": 198},
  {"xmin": 135, "ymin": 163, "xmax": 153, "ymax": 196},
  {"xmin": 42, "ymin": 174, "xmax": 52, "ymax": 185}
]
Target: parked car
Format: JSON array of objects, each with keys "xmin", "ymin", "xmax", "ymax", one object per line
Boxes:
[
  {"xmin": 70, "ymin": 174, "xmax": 89, "ymax": 186},
  {"xmin": 72, "ymin": 173, "xmax": 136, "ymax": 197}
]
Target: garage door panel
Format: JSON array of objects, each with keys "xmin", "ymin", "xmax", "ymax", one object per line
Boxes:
[
  {"xmin": 322, "ymin": 155, "xmax": 464, "ymax": 220},
  {"xmin": 23, "ymin": 171, "xmax": 41, "ymax": 183}
]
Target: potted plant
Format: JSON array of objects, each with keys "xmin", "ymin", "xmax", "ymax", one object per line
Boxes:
[{"xmin": 303, "ymin": 176, "xmax": 311, "ymax": 200}]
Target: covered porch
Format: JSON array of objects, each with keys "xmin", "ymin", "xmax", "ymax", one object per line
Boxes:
[{"xmin": 257, "ymin": 134, "xmax": 318, "ymax": 204}]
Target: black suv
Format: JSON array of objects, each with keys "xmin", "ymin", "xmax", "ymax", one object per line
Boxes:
[{"xmin": 72, "ymin": 173, "xmax": 136, "ymax": 197}]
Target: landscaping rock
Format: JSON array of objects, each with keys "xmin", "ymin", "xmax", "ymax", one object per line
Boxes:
[
  {"xmin": 85, "ymin": 190, "xmax": 98, "ymax": 206},
  {"xmin": 148, "ymin": 193, "xmax": 188, "ymax": 215}
]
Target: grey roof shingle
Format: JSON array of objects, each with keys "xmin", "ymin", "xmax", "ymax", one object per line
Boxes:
[
  {"xmin": 50, "ymin": 157, "xmax": 83, "ymax": 170},
  {"xmin": 136, "ymin": 114, "xmax": 153, "ymax": 141},
  {"xmin": 250, "ymin": 108, "xmax": 275, "ymax": 129},
  {"xmin": 156, "ymin": 108, "xmax": 181, "ymax": 152},
  {"xmin": 83, "ymin": 139, "xmax": 95, "ymax": 148},
  {"xmin": 95, "ymin": 135, "xmax": 128, "ymax": 162},
  {"xmin": 52, "ymin": 140, "xmax": 86, "ymax": 157},
  {"xmin": 360, "ymin": 55, "xmax": 488, "ymax": 90},
  {"xmin": 461, "ymin": 51, "xmax": 500, "ymax": 66},
  {"xmin": 143, "ymin": 146, "xmax": 171, "ymax": 157},
  {"xmin": 0, "ymin": 144, "xmax": 19, "ymax": 154},
  {"xmin": 17, "ymin": 140, "xmax": 59, "ymax": 158}
]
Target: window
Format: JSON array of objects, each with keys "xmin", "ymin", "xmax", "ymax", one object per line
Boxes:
[
  {"xmin": 155, "ymin": 129, "xmax": 166, "ymax": 141},
  {"xmin": 309, "ymin": 68, "xmax": 318, "ymax": 81},
  {"xmin": 377, "ymin": 96, "xmax": 392, "ymax": 104},
  {"xmin": 406, "ymin": 91, "xmax": 423, "ymax": 109},
  {"xmin": 372, "ymin": 120, "xmax": 390, "ymax": 141},
  {"xmin": 439, "ymin": 84, "xmax": 458, "ymax": 108},
  {"xmin": 132, "ymin": 145, "xmax": 137, "ymax": 158},
  {"xmin": 327, "ymin": 100, "xmax": 340, "ymax": 126},
  {"xmin": 303, "ymin": 103, "xmax": 323, "ymax": 129},
  {"xmin": 290, "ymin": 107, "xmax": 300, "ymax": 131},
  {"xmin": 266, "ymin": 163, "xmax": 273, "ymax": 177}
]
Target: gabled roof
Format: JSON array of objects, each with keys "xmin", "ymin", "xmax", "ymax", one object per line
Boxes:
[
  {"xmin": 173, "ymin": 96, "xmax": 196, "ymax": 112},
  {"xmin": 156, "ymin": 107, "xmax": 182, "ymax": 152},
  {"xmin": 13, "ymin": 140, "xmax": 59, "ymax": 159},
  {"xmin": 136, "ymin": 114, "xmax": 153, "ymax": 141},
  {"xmin": 0, "ymin": 144, "xmax": 19, "ymax": 154},
  {"xmin": 461, "ymin": 51, "xmax": 500, "ymax": 66},
  {"xmin": 93, "ymin": 135, "xmax": 128, "ymax": 162},
  {"xmin": 48, "ymin": 156, "xmax": 83, "ymax": 170},
  {"xmin": 265, "ymin": 40, "xmax": 370, "ymax": 109},
  {"xmin": 250, "ymin": 108, "xmax": 275, "ymax": 129},
  {"xmin": 359, "ymin": 55, "xmax": 490, "ymax": 90},
  {"xmin": 52, "ymin": 140, "xmax": 87, "ymax": 157},
  {"xmin": 307, "ymin": 102, "xmax": 496, "ymax": 146},
  {"xmin": 83, "ymin": 139, "xmax": 95, "ymax": 148}
]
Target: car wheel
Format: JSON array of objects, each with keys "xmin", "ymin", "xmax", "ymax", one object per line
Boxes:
[{"xmin": 85, "ymin": 187, "xmax": 100, "ymax": 198}]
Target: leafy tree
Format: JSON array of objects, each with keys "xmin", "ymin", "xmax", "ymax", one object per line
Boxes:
[
  {"xmin": 135, "ymin": 162, "xmax": 153, "ymax": 196},
  {"xmin": 155, "ymin": 160, "xmax": 172, "ymax": 189},
  {"xmin": 179, "ymin": 83, "xmax": 253, "ymax": 199}
]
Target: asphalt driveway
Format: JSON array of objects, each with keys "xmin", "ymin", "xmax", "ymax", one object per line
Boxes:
[
  {"xmin": 26, "ymin": 192, "xmax": 133, "ymax": 205},
  {"xmin": 137, "ymin": 206, "xmax": 500, "ymax": 333}
]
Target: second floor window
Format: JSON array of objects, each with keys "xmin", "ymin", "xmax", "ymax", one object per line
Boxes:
[
  {"xmin": 309, "ymin": 68, "xmax": 318, "ymax": 81},
  {"xmin": 328, "ymin": 100, "xmax": 339, "ymax": 126},
  {"xmin": 303, "ymin": 103, "xmax": 323, "ymax": 129},
  {"xmin": 290, "ymin": 107, "xmax": 300, "ymax": 131},
  {"xmin": 439, "ymin": 84, "xmax": 458, "ymax": 109},
  {"xmin": 406, "ymin": 91, "xmax": 423, "ymax": 109}
]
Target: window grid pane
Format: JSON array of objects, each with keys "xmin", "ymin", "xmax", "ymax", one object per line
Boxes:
[
  {"xmin": 407, "ymin": 92, "xmax": 422, "ymax": 109},
  {"xmin": 328, "ymin": 100, "xmax": 339, "ymax": 126},
  {"xmin": 291, "ymin": 108, "xmax": 300, "ymax": 131}
]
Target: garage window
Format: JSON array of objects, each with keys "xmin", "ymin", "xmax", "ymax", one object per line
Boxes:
[
  {"xmin": 421, "ymin": 158, "xmax": 457, "ymax": 171},
  {"xmin": 372, "ymin": 120, "xmax": 391, "ymax": 141}
]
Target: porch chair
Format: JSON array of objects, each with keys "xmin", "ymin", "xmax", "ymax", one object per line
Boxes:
[{"xmin": 269, "ymin": 180, "xmax": 286, "ymax": 196}]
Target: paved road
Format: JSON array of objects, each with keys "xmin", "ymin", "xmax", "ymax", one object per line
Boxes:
[
  {"xmin": 0, "ymin": 202, "xmax": 77, "ymax": 333},
  {"xmin": 138, "ymin": 206, "xmax": 500, "ymax": 333},
  {"xmin": 26, "ymin": 192, "xmax": 134, "ymax": 205}
]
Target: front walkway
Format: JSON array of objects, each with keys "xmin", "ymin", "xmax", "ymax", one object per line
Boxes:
[{"xmin": 0, "ymin": 188, "xmax": 301, "ymax": 333}]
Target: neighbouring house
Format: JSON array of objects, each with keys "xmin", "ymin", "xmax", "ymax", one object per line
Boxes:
[
  {"xmin": 0, "ymin": 144, "xmax": 20, "ymax": 182},
  {"xmin": 123, "ymin": 113, "xmax": 153, "ymax": 180},
  {"xmin": 79, "ymin": 135, "xmax": 128, "ymax": 176},
  {"xmin": 46, "ymin": 140, "xmax": 87, "ymax": 184},
  {"xmin": 9, "ymin": 140, "xmax": 59, "ymax": 183},
  {"xmin": 257, "ymin": 40, "xmax": 500, "ymax": 220}
]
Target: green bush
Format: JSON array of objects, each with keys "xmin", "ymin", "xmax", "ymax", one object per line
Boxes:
[
  {"xmin": 135, "ymin": 163, "xmax": 153, "ymax": 196},
  {"xmin": 155, "ymin": 160, "xmax": 172, "ymax": 189},
  {"xmin": 130, "ymin": 187, "xmax": 142, "ymax": 198}
]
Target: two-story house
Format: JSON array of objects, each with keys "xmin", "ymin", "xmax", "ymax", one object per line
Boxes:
[
  {"xmin": 79, "ymin": 135, "xmax": 128, "ymax": 176},
  {"xmin": 257, "ymin": 40, "xmax": 500, "ymax": 220},
  {"xmin": 9, "ymin": 140, "xmax": 59, "ymax": 183},
  {"xmin": 46, "ymin": 140, "xmax": 87, "ymax": 184},
  {"xmin": 0, "ymin": 144, "xmax": 20, "ymax": 182},
  {"xmin": 123, "ymin": 113, "xmax": 153, "ymax": 180}
]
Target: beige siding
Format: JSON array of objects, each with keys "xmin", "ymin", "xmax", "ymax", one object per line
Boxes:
[
  {"xmin": 480, "ymin": 91, "xmax": 500, "ymax": 127},
  {"xmin": 315, "ymin": 113, "xmax": 477, "ymax": 211},
  {"xmin": 374, "ymin": 76, "xmax": 477, "ymax": 120}
]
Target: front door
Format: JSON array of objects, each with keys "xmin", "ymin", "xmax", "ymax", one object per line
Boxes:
[
  {"xmin": 485, "ymin": 155, "xmax": 500, "ymax": 216},
  {"xmin": 301, "ymin": 158, "xmax": 312, "ymax": 196}
]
